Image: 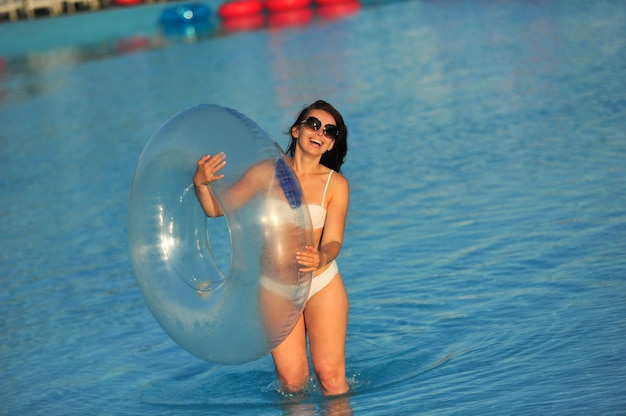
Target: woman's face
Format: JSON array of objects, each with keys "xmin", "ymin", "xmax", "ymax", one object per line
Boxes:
[{"xmin": 292, "ymin": 109, "xmax": 337, "ymax": 156}]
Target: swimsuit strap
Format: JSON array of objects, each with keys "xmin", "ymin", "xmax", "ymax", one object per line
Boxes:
[{"xmin": 321, "ymin": 170, "xmax": 333, "ymax": 206}]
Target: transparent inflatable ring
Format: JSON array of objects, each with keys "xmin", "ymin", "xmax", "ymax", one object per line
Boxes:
[{"xmin": 128, "ymin": 104, "xmax": 313, "ymax": 364}]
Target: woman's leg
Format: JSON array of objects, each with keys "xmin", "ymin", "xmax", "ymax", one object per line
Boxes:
[
  {"xmin": 271, "ymin": 314, "xmax": 310, "ymax": 393},
  {"xmin": 305, "ymin": 273, "xmax": 349, "ymax": 396}
]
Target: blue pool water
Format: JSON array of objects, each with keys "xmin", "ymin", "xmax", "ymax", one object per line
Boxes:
[{"xmin": 1, "ymin": 0, "xmax": 625, "ymax": 414}]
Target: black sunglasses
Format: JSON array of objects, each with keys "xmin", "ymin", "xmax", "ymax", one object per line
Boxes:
[{"xmin": 300, "ymin": 116, "xmax": 339, "ymax": 139}]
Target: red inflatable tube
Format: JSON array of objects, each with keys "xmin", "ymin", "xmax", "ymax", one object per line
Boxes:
[
  {"xmin": 314, "ymin": 0, "xmax": 353, "ymax": 4},
  {"xmin": 317, "ymin": 0, "xmax": 360, "ymax": 19},
  {"xmin": 269, "ymin": 7, "xmax": 313, "ymax": 27},
  {"xmin": 267, "ymin": 0, "xmax": 310, "ymax": 12},
  {"xmin": 114, "ymin": 0, "xmax": 142, "ymax": 5},
  {"xmin": 218, "ymin": 0, "xmax": 265, "ymax": 19},
  {"xmin": 222, "ymin": 14, "xmax": 266, "ymax": 31}
]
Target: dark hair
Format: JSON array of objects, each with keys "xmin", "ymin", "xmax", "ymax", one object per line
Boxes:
[{"xmin": 286, "ymin": 100, "xmax": 348, "ymax": 172}]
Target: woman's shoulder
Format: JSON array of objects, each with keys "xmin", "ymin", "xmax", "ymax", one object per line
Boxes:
[{"xmin": 328, "ymin": 169, "xmax": 349, "ymax": 194}]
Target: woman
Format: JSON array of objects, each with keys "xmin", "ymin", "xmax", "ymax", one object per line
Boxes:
[{"xmin": 193, "ymin": 100, "xmax": 350, "ymax": 397}]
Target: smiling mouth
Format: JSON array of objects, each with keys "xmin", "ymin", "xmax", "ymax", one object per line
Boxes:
[{"xmin": 309, "ymin": 138, "xmax": 322, "ymax": 146}]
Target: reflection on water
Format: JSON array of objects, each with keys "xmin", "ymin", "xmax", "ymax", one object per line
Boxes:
[{"xmin": 0, "ymin": 0, "xmax": 363, "ymax": 103}]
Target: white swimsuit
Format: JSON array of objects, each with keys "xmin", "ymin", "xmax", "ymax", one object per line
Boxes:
[
  {"xmin": 261, "ymin": 170, "xmax": 339, "ymax": 301},
  {"xmin": 306, "ymin": 171, "xmax": 339, "ymax": 300},
  {"xmin": 307, "ymin": 170, "xmax": 332, "ymax": 229}
]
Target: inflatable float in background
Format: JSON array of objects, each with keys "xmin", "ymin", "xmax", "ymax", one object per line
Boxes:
[
  {"xmin": 158, "ymin": 2, "xmax": 214, "ymax": 37},
  {"xmin": 218, "ymin": 0, "xmax": 361, "ymax": 31}
]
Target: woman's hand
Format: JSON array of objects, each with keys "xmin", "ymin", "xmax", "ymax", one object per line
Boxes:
[
  {"xmin": 296, "ymin": 245, "xmax": 323, "ymax": 272},
  {"xmin": 193, "ymin": 153, "xmax": 226, "ymax": 187}
]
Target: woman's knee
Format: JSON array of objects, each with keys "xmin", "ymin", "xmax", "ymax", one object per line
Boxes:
[
  {"xmin": 314, "ymin": 363, "xmax": 348, "ymax": 396},
  {"xmin": 273, "ymin": 354, "xmax": 310, "ymax": 393},
  {"xmin": 276, "ymin": 368, "xmax": 310, "ymax": 393}
]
